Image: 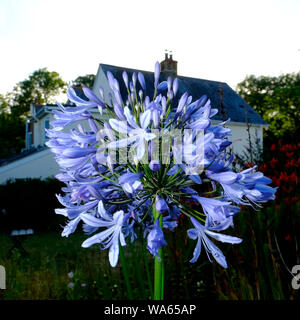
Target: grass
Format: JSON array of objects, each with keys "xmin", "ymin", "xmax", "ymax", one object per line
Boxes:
[
  {"xmin": 0, "ymin": 227, "xmax": 214, "ymax": 300},
  {"xmin": 0, "ymin": 231, "xmax": 124, "ymax": 300},
  {"xmin": 0, "ymin": 202, "xmax": 299, "ymax": 300}
]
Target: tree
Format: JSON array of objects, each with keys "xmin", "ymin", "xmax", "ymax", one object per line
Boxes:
[
  {"xmin": 0, "ymin": 94, "xmax": 9, "ymax": 113},
  {"xmin": 236, "ymin": 72, "xmax": 300, "ymax": 141},
  {"xmin": 9, "ymin": 68, "xmax": 67, "ymax": 117},
  {"xmin": 0, "ymin": 68, "xmax": 67, "ymax": 159},
  {"xmin": 0, "ymin": 112, "xmax": 25, "ymax": 159},
  {"xmin": 72, "ymin": 74, "xmax": 95, "ymax": 89}
]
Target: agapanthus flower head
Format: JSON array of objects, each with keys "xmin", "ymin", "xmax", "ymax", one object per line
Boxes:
[{"xmin": 47, "ymin": 61, "xmax": 276, "ymax": 268}]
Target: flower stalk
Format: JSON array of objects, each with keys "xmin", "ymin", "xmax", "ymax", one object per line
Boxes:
[
  {"xmin": 153, "ymin": 205, "xmax": 164, "ymax": 300},
  {"xmin": 119, "ymin": 240, "xmax": 133, "ymax": 299}
]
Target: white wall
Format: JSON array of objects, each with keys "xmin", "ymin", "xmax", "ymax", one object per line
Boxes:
[
  {"xmin": 33, "ymin": 114, "xmax": 53, "ymax": 148},
  {"xmin": 226, "ymin": 122, "xmax": 263, "ymax": 158},
  {"xmin": 0, "ymin": 149, "xmax": 59, "ymax": 184}
]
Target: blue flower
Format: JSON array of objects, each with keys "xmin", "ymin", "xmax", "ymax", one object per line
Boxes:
[
  {"xmin": 81, "ymin": 201, "xmax": 126, "ymax": 267},
  {"xmin": 187, "ymin": 217, "xmax": 242, "ymax": 268},
  {"xmin": 192, "ymin": 195, "xmax": 234, "ymax": 228},
  {"xmin": 55, "ymin": 199, "xmax": 98, "ymax": 219},
  {"xmin": 207, "ymin": 166, "xmax": 277, "ymax": 206},
  {"xmin": 118, "ymin": 172, "xmax": 143, "ymax": 194},
  {"xmin": 155, "ymin": 196, "xmax": 169, "ymax": 214},
  {"xmin": 107, "ymin": 107, "xmax": 156, "ymax": 159},
  {"xmin": 154, "ymin": 61, "xmax": 160, "ymax": 89},
  {"xmin": 149, "ymin": 160, "xmax": 161, "ymax": 171},
  {"xmin": 147, "ymin": 219, "xmax": 167, "ymax": 259},
  {"xmin": 61, "ymin": 215, "xmax": 82, "ymax": 237},
  {"xmin": 138, "ymin": 72, "xmax": 146, "ymax": 91}
]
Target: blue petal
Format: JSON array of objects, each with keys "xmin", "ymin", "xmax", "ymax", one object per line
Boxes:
[
  {"xmin": 189, "ymin": 236, "xmax": 202, "ymax": 263},
  {"xmin": 109, "ymin": 240, "xmax": 120, "ymax": 267},
  {"xmin": 176, "ymin": 92, "xmax": 189, "ymax": 114},
  {"xmin": 204, "ymin": 229, "xmax": 242, "ymax": 244},
  {"xmin": 140, "ymin": 110, "xmax": 151, "ymax": 129},
  {"xmin": 154, "ymin": 61, "xmax": 160, "ymax": 88},
  {"xmin": 138, "ymin": 72, "xmax": 146, "ymax": 90},
  {"xmin": 81, "ymin": 213, "xmax": 113, "ymax": 228},
  {"xmin": 172, "ymin": 78, "xmax": 178, "ymax": 96},
  {"xmin": 207, "ymin": 171, "xmax": 238, "ymax": 185},
  {"xmin": 122, "ymin": 71, "xmax": 129, "ymax": 88},
  {"xmin": 155, "ymin": 196, "xmax": 169, "ymax": 213},
  {"xmin": 157, "ymin": 81, "xmax": 168, "ymax": 91},
  {"xmin": 167, "ymin": 165, "xmax": 180, "ymax": 175}
]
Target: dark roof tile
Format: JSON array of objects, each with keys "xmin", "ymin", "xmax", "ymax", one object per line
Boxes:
[{"xmin": 100, "ymin": 64, "xmax": 267, "ymax": 125}]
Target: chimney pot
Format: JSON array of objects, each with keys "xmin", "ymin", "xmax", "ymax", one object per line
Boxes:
[{"xmin": 160, "ymin": 51, "xmax": 177, "ymax": 78}]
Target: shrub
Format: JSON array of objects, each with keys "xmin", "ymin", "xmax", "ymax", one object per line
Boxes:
[{"xmin": 0, "ymin": 178, "xmax": 64, "ymax": 232}]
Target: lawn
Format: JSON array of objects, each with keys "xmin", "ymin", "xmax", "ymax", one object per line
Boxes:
[
  {"xmin": 0, "ymin": 231, "xmax": 124, "ymax": 300},
  {"xmin": 0, "ymin": 202, "xmax": 299, "ymax": 300},
  {"xmin": 0, "ymin": 228, "xmax": 213, "ymax": 300}
]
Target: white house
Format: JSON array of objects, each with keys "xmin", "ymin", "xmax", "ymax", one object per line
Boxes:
[{"xmin": 0, "ymin": 55, "xmax": 267, "ymax": 184}]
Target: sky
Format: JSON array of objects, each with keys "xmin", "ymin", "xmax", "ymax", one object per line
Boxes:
[{"xmin": 0, "ymin": 0, "xmax": 299, "ymax": 95}]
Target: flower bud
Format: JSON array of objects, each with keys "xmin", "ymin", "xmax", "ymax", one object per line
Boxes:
[
  {"xmin": 155, "ymin": 195, "xmax": 169, "ymax": 213},
  {"xmin": 149, "ymin": 160, "xmax": 161, "ymax": 172}
]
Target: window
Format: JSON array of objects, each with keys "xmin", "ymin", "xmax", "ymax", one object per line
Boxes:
[
  {"xmin": 26, "ymin": 132, "xmax": 32, "ymax": 149},
  {"xmin": 44, "ymin": 119, "xmax": 50, "ymax": 142}
]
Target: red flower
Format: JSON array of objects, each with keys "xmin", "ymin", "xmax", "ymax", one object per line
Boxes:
[
  {"xmin": 288, "ymin": 172, "xmax": 297, "ymax": 184},
  {"xmin": 279, "ymin": 172, "xmax": 288, "ymax": 183},
  {"xmin": 259, "ymin": 164, "xmax": 267, "ymax": 172},
  {"xmin": 270, "ymin": 144, "xmax": 276, "ymax": 151},
  {"xmin": 245, "ymin": 161, "xmax": 254, "ymax": 168},
  {"xmin": 270, "ymin": 158, "xmax": 279, "ymax": 169},
  {"xmin": 285, "ymin": 234, "xmax": 292, "ymax": 242}
]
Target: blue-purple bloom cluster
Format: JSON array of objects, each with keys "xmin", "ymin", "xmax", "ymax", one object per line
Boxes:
[{"xmin": 46, "ymin": 62, "xmax": 276, "ymax": 268}]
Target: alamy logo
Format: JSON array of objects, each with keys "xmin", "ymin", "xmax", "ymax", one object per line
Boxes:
[
  {"xmin": 0, "ymin": 265, "xmax": 5, "ymax": 289},
  {"xmin": 96, "ymin": 127, "xmax": 205, "ymax": 174},
  {"xmin": 291, "ymin": 265, "xmax": 300, "ymax": 290}
]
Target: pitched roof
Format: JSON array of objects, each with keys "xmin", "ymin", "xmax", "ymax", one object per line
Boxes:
[{"xmin": 100, "ymin": 64, "xmax": 267, "ymax": 125}]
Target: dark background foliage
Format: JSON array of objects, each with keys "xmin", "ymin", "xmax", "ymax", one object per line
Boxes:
[{"xmin": 0, "ymin": 178, "xmax": 64, "ymax": 232}]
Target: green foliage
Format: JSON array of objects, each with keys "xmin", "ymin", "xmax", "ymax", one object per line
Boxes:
[
  {"xmin": 0, "ymin": 112, "xmax": 25, "ymax": 159},
  {"xmin": 0, "ymin": 178, "xmax": 64, "ymax": 232},
  {"xmin": 0, "ymin": 94, "xmax": 25, "ymax": 158},
  {"xmin": 72, "ymin": 74, "xmax": 95, "ymax": 89},
  {"xmin": 0, "ymin": 94, "xmax": 9, "ymax": 113},
  {"xmin": 8, "ymin": 68, "xmax": 67, "ymax": 117},
  {"xmin": 0, "ymin": 229, "xmax": 214, "ymax": 300},
  {"xmin": 214, "ymin": 202, "xmax": 300, "ymax": 300},
  {"xmin": 236, "ymin": 72, "xmax": 300, "ymax": 141}
]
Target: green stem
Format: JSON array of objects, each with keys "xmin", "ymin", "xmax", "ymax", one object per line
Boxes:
[
  {"xmin": 153, "ymin": 205, "xmax": 164, "ymax": 300},
  {"xmin": 119, "ymin": 241, "xmax": 133, "ymax": 300},
  {"xmin": 141, "ymin": 235, "xmax": 154, "ymax": 299}
]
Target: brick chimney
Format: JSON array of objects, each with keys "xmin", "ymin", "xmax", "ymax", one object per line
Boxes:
[{"xmin": 160, "ymin": 51, "xmax": 177, "ymax": 78}]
